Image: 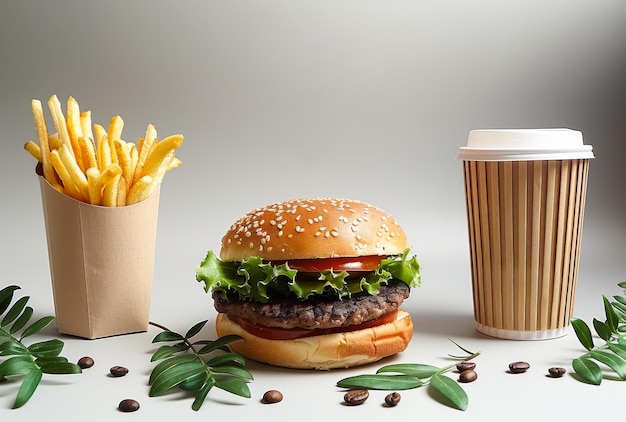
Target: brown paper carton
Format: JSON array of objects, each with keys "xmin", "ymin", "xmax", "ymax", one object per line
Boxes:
[{"xmin": 39, "ymin": 177, "xmax": 160, "ymax": 339}]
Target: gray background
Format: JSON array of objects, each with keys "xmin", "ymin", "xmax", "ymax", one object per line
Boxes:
[
  {"xmin": 1, "ymin": 0, "xmax": 625, "ymax": 303},
  {"xmin": 1, "ymin": 1, "xmax": 626, "ymax": 419},
  {"xmin": 2, "ymin": 1, "xmax": 624, "ymax": 301}
]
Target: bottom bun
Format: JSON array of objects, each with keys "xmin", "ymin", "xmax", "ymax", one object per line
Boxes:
[{"xmin": 215, "ymin": 309, "xmax": 413, "ymax": 370}]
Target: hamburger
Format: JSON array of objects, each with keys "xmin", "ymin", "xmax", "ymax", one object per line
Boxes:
[{"xmin": 195, "ymin": 198, "xmax": 421, "ymax": 370}]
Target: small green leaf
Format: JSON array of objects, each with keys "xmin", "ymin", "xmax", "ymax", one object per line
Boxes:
[
  {"xmin": 151, "ymin": 344, "xmax": 189, "ymax": 361},
  {"xmin": 337, "ymin": 374, "xmax": 422, "ymax": 390},
  {"xmin": 1, "ymin": 296, "xmax": 29, "ymax": 327},
  {"xmin": 197, "ymin": 335, "xmax": 242, "ymax": 354},
  {"xmin": 39, "ymin": 362, "xmax": 82, "ymax": 375},
  {"xmin": 149, "ymin": 354, "xmax": 197, "ymax": 385},
  {"xmin": 28, "ymin": 339, "xmax": 64, "ymax": 358},
  {"xmin": 152, "ymin": 330, "xmax": 185, "ymax": 343},
  {"xmin": 9, "ymin": 306, "xmax": 33, "ymax": 334},
  {"xmin": 179, "ymin": 371, "xmax": 208, "ymax": 391},
  {"xmin": 185, "ymin": 320, "xmax": 208, "ymax": 339},
  {"xmin": 0, "ymin": 339, "xmax": 29, "ymax": 356},
  {"xmin": 214, "ymin": 376, "xmax": 251, "ymax": 398},
  {"xmin": 205, "ymin": 352, "xmax": 246, "ymax": 368},
  {"xmin": 211, "ymin": 365, "xmax": 254, "ymax": 381},
  {"xmin": 192, "ymin": 378, "xmax": 216, "ymax": 411},
  {"xmin": 0, "ymin": 285, "xmax": 20, "ymax": 315},
  {"xmin": 589, "ymin": 350, "xmax": 626, "ymax": 380},
  {"xmin": 34, "ymin": 356, "xmax": 68, "ymax": 366},
  {"xmin": 21, "ymin": 316, "xmax": 55, "ymax": 339},
  {"xmin": 607, "ymin": 343, "xmax": 626, "ymax": 360},
  {"xmin": 617, "ymin": 281, "xmax": 626, "ymax": 289},
  {"xmin": 603, "ymin": 296, "xmax": 619, "ymax": 332},
  {"xmin": 571, "ymin": 318, "xmax": 594, "ymax": 350},
  {"xmin": 593, "ymin": 318, "xmax": 612, "ymax": 342},
  {"xmin": 429, "ymin": 373, "xmax": 468, "ymax": 411},
  {"xmin": 149, "ymin": 359, "xmax": 206, "ymax": 396},
  {"xmin": 0, "ymin": 355, "xmax": 37, "ymax": 377},
  {"xmin": 377, "ymin": 363, "xmax": 440, "ymax": 379},
  {"xmin": 572, "ymin": 357, "xmax": 603, "ymax": 385},
  {"xmin": 13, "ymin": 369, "xmax": 42, "ymax": 409},
  {"xmin": 611, "ymin": 300, "xmax": 626, "ymax": 319}
]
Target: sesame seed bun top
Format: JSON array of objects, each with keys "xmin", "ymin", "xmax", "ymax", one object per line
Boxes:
[{"xmin": 219, "ymin": 198, "xmax": 409, "ymax": 262}]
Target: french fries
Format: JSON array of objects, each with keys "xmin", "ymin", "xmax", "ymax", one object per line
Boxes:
[{"xmin": 24, "ymin": 95, "xmax": 183, "ymax": 206}]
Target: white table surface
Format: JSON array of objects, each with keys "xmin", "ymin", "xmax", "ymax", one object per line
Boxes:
[{"xmin": 3, "ymin": 215, "xmax": 624, "ymax": 421}]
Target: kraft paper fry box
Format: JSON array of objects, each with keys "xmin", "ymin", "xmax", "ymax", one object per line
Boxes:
[{"xmin": 39, "ymin": 177, "xmax": 160, "ymax": 339}]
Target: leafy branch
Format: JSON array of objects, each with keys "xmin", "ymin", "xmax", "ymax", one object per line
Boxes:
[
  {"xmin": 570, "ymin": 281, "xmax": 626, "ymax": 385},
  {"xmin": 336, "ymin": 340, "xmax": 480, "ymax": 411},
  {"xmin": 148, "ymin": 320, "xmax": 253, "ymax": 410},
  {"xmin": 0, "ymin": 285, "xmax": 81, "ymax": 409}
]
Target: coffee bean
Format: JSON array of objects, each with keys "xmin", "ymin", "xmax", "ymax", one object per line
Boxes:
[
  {"xmin": 262, "ymin": 390, "xmax": 283, "ymax": 404},
  {"xmin": 118, "ymin": 399, "xmax": 140, "ymax": 412},
  {"xmin": 459, "ymin": 369, "xmax": 478, "ymax": 383},
  {"xmin": 384, "ymin": 392, "xmax": 401, "ymax": 407},
  {"xmin": 77, "ymin": 356, "xmax": 94, "ymax": 369},
  {"xmin": 110, "ymin": 366, "xmax": 129, "ymax": 377},
  {"xmin": 548, "ymin": 367, "xmax": 566, "ymax": 378},
  {"xmin": 456, "ymin": 362, "xmax": 476, "ymax": 372},
  {"xmin": 509, "ymin": 361, "xmax": 530, "ymax": 374},
  {"xmin": 344, "ymin": 389, "xmax": 369, "ymax": 406}
]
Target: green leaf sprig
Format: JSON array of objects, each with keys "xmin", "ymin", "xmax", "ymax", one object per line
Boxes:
[
  {"xmin": 148, "ymin": 320, "xmax": 253, "ymax": 411},
  {"xmin": 0, "ymin": 285, "xmax": 81, "ymax": 409},
  {"xmin": 336, "ymin": 340, "xmax": 480, "ymax": 411},
  {"xmin": 570, "ymin": 281, "xmax": 626, "ymax": 385}
]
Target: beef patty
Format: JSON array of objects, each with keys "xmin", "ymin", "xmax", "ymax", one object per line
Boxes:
[{"xmin": 212, "ymin": 282, "xmax": 410, "ymax": 330}]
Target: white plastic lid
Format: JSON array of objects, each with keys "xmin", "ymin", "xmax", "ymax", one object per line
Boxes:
[{"xmin": 458, "ymin": 128, "xmax": 594, "ymax": 161}]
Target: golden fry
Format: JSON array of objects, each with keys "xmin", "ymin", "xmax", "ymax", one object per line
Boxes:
[
  {"xmin": 86, "ymin": 167, "xmax": 102, "ymax": 205},
  {"xmin": 126, "ymin": 175, "xmax": 153, "ymax": 205},
  {"xmin": 58, "ymin": 144, "xmax": 89, "ymax": 200},
  {"xmin": 25, "ymin": 95, "xmax": 183, "ymax": 207},
  {"xmin": 114, "ymin": 140, "xmax": 133, "ymax": 186},
  {"xmin": 80, "ymin": 110, "xmax": 94, "ymax": 143},
  {"xmin": 66, "ymin": 96, "xmax": 85, "ymax": 170},
  {"xmin": 102, "ymin": 172, "xmax": 120, "ymax": 207},
  {"xmin": 31, "ymin": 99, "xmax": 58, "ymax": 186},
  {"xmin": 49, "ymin": 134, "xmax": 62, "ymax": 150},
  {"xmin": 117, "ymin": 176, "xmax": 127, "ymax": 207},
  {"xmin": 140, "ymin": 134, "xmax": 184, "ymax": 180},
  {"xmin": 132, "ymin": 124, "xmax": 157, "ymax": 185},
  {"xmin": 78, "ymin": 137, "xmax": 98, "ymax": 171},
  {"xmin": 107, "ymin": 115, "xmax": 124, "ymax": 164},
  {"xmin": 24, "ymin": 140, "xmax": 41, "ymax": 162},
  {"xmin": 47, "ymin": 95, "xmax": 72, "ymax": 151},
  {"xmin": 168, "ymin": 157, "xmax": 183, "ymax": 171},
  {"xmin": 49, "ymin": 149, "xmax": 83, "ymax": 201}
]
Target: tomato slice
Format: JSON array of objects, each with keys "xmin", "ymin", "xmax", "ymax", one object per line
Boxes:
[
  {"xmin": 233, "ymin": 310, "xmax": 399, "ymax": 341},
  {"xmin": 275, "ymin": 255, "xmax": 385, "ymax": 273}
]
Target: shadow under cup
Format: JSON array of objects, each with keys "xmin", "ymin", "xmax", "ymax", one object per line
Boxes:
[{"xmin": 459, "ymin": 129, "xmax": 594, "ymax": 340}]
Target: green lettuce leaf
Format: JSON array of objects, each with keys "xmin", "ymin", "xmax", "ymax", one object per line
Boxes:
[{"xmin": 195, "ymin": 248, "xmax": 421, "ymax": 303}]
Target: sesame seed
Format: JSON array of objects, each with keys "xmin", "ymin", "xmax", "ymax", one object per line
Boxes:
[{"xmin": 249, "ymin": 242, "xmax": 254, "ymax": 249}]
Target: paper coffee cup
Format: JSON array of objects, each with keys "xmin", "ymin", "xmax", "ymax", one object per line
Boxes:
[
  {"xmin": 459, "ymin": 129, "xmax": 593, "ymax": 340},
  {"xmin": 39, "ymin": 177, "xmax": 160, "ymax": 339}
]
